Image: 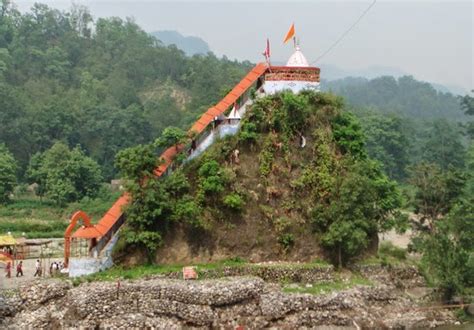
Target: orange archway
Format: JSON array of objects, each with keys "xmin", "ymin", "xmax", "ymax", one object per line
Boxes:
[{"xmin": 64, "ymin": 211, "xmax": 93, "ymax": 267}]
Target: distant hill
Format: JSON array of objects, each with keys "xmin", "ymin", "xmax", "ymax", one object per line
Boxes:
[
  {"xmin": 320, "ymin": 64, "xmax": 408, "ymax": 81},
  {"xmin": 151, "ymin": 30, "xmax": 210, "ymax": 56},
  {"xmin": 322, "ymin": 75, "xmax": 465, "ymax": 121},
  {"xmin": 319, "ymin": 63, "xmax": 467, "ymax": 96}
]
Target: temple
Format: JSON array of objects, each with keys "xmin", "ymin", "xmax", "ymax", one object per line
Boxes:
[
  {"xmin": 65, "ymin": 40, "xmax": 321, "ymax": 277},
  {"xmin": 263, "ymin": 46, "xmax": 320, "ymax": 94}
]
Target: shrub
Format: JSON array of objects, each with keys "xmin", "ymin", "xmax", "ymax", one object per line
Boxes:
[
  {"xmin": 198, "ymin": 160, "xmax": 227, "ymax": 196},
  {"xmin": 331, "ymin": 112, "xmax": 366, "ymax": 159},
  {"xmin": 223, "ymin": 193, "xmax": 244, "ymax": 211},
  {"xmin": 239, "ymin": 121, "xmax": 258, "ymax": 145},
  {"xmin": 278, "ymin": 233, "xmax": 295, "ymax": 251}
]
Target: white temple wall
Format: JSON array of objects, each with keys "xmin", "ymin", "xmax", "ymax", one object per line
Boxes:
[
  {"xmin": 263, "ymin": 80, "xmax": 320, "ymax": 95},
  {"xmin": 187, "ymin": 97, "xmax": 253, "ymax": 161},
  {"xmin": 69, "ymin": 232, "xmax": 119, "ymax": 277}
]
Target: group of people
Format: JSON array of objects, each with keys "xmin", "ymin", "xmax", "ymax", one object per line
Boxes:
[
  {"xmin": 4, "ymin": 260, "xmax": 23, "ymax": 278},
  {"xmin": 49, "ymin": 261, "xmax": 64, "ymax": 275},
  {"xmin": 4, "ymin": 259, "xmax": 64, "ymax": 278}
]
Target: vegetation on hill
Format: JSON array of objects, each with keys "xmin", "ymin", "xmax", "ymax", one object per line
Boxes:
[
  {"xmin": 0, "ymin": 143, "xmax": 17, "ymax": 203},
  {"xmin": 0, "ymin": 0, "xmax": 471, "ymax": 304},
  {"xmin": 115, "ymin": 91, "xmax": 405, "ymax": 267},
  {"xmin": 410, "ymin": 95, "xmax": 474, "ymax": 301},
  {"xmin": 323, "ymin": 76, "xmax": 465, "ymax": 121},
  {"xmin": 150, "ymin": 30, "xmax": 210, "ymax": 56},
  {"xmin": 0, "ymin": 0, "xmax": 252, "ymax": 180}
]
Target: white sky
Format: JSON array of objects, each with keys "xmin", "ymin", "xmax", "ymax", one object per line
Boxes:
[{"xmin": 13, "ymin": 1, "xmax": 474, "ymax": 91}]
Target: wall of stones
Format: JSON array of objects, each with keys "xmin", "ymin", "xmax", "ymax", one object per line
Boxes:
[{"xmin": 1, "ymin": 272, "xmax": 460, "ymax": 329}]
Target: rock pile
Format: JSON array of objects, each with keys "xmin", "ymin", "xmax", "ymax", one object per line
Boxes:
[
  {"xmin": 354, "ymin": 264, "xmax": 426, "ymax": 289},
  {"xmin": 162, "ymin": 263, "xmax": 334, "ymax": 283},
  {"xmin": 1, "ymin": 273, "xmax": 459, "ymax": 328}
]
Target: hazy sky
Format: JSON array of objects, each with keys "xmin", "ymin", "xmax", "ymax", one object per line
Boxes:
[{"xmin": 14, "ymin": 1, "xmax": 473, "ymax": 91}]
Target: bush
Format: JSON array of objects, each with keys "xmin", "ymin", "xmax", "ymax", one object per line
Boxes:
[
  {"xmin": 223, "ymin": 193, "xmax": 244, "ymax": 211},
  {"xmin": 198, "ymin": 160, "xmax": 227, "ymax": 196},
  {"xmin": 278, "ymin": 233, "xmax": 295, "ymax": 251},
  {"xmin": 331, "ymin": 112, "xmax": 366, "ymax": 159},
  {"xmin": 239, "ymin": 121, "xmax": 258, "ymax": 145}
]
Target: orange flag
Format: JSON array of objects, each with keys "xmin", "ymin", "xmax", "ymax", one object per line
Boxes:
[{"xmin": 283, "ymin": 23, "xmax": 295, "ymax": 44}]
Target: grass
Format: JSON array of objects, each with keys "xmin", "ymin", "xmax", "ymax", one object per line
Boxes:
[
  {"xmin": 71, "ymin": 257, "xmax": 248, "ymax": 286},
  {"xmin": 0, "ymin": 191, "xmax": 121, "ymax": 238},
  {"xmin": 358, "ymin": 242, "xmax": 410, "ymax": 267},
  {"xmin": 283, "ymin": 274, "xmax": 372, "ymax": 295},
  {"xmin": 70, "ymin": 257, "xmax": 334, "ymax": 286}
]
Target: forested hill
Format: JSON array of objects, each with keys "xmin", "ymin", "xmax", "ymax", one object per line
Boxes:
[
  {"xmin": 0, "ymin": 2, "xmax": 252, "ymax": 179},
  {"xmin": 322, "ymin": 76, "xmax": 464, "ymax": 121},
  {"xmin": 150, "ymin": 30, "xmax": 210, "ymax": 56}
]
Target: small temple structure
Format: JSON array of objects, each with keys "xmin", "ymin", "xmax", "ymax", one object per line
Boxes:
[
  {"xmin": 263, "ymin": 45, "xmax": 320, "ymax": 95},
  {"xmin": 65, "ymin": 31, "xmax": 321, "ymax": 277}
]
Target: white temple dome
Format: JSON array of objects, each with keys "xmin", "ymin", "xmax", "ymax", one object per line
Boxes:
[{"xmin": 286, "ymin": 46, "xmax": 309, "ymax": 67}]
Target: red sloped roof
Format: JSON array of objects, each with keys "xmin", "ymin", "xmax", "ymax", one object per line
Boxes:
[
  {"xmin": 72, "ymin": 226, "xmax": 103, "ymax": 239},
  {"xmin": 190, "ymin": 63, "xmax": 267, "ymax": 134},
  {"xmin": 71, "ymin": 63, "xmax": 268, "ymax": 240},
  {"xmin": 73, "ymin": 194, "xmax": 130, "ymax": 239}
]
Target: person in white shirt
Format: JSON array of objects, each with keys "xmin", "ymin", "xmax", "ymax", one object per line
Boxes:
[{"xmin": 34, "ymin": 259, "xmax": 41, "ymax": 277}]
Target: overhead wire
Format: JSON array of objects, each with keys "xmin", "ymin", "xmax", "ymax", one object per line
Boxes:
[{"xmin": 310, "ymin": 0, "xmax": 377, "ymax": 65}]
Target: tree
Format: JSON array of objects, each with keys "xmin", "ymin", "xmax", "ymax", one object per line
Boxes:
[
  {"xmin": 331, "ymin": 112, "xmax": 367, "ymax": 159},
  {"xmin": 419, "ymin": 148, "xmax": 474, "ymax": 300},
  {"xmin": 421, "ymin": 119, "xmax": 466, "ymax": 170},
  {"xmin": 0, "ymin": 2, "xmax": 251, "ymax": 182},
  {"xmin": 359, "ymin": 112, "xmax": 411, "ymax": 180},
  {"xmin": 313, "ymin": 159, "xmax": 403, "ymax": 267},
  {"xmin": 323, "ymin": 75, "xmax": 464, "ymax": 121},
  {"xmin": 115, "ymin": 143, "xmax": 169, "ymax": 260},
  {"xmin": 154, "ymin": 126, "xmax": 187, "ymax": 150},
  {"xmin": 408, "ymin": 162, "xmax": 466, "ymax": 230},
  {"xmin": 461, "ymin": 92, "xmax": 474, "ymax": 139},
  {"xmin": 27, "ymin": 142, "xmax": 102, "ymax": 205},
  {"xmin": 0, "ymin": 143, "xmax": 17, "ymax": 203}
]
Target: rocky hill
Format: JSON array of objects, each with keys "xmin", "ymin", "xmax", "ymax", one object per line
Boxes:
[{"xmin": 118, "ymin": 91, "xmax": 402, "ymax": 267}]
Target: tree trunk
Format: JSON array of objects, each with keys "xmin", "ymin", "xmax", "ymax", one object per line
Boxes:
[{"xmin": 338, "ymin": 245, "xmax": 342, "ymax": 269}]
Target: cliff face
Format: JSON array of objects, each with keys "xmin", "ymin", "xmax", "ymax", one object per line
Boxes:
[{"xmin": 120, "ymin": 91, "xmax": 390, "ymax": 265}]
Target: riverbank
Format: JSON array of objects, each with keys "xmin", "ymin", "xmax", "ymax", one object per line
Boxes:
[{"xmin": 1, "ymin": 263, "xmax": 470, "ymax": 328}]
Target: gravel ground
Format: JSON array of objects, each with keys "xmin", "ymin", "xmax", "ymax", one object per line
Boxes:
[{"xmin": 0, "ymin": 258, "xmax": 63, "ymax": 290}]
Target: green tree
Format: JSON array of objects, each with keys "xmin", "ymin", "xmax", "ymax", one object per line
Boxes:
[
  {"xmin": 419, "ymin": 149, "xmax": 474, "ymax": 300},
  {"xmin": 27, "ymin": 142, "xmax": 102, "ymax": 205},
  {"xmin": 154, "ymin": 126, "xmax": 187, "ymax": 150},
  {"xmin": 115, "ymin": 144, "xmax": 199, "ymax": 260},
  {"xmin": 198, "ymin": 159, "xmax": 227, "ymax": 196},
  {"xmin": 421, "ymin": 119, "xmax": 466, "ymax": 170},
  {"xmin": 461, "ymin": 92, "xmax": 474, "ymax": 139},
  {"xmin": 359, "ymin": 112, "xmax": 410, "ymax": 179},
  {"xmin": 313, "ymin": 160, "xmax": 403, "ymax": 267},
  {"xmin": 408, "ymin": 162, "xmax": 466, "ymax": 230},
  {"xmin": 331, "ymin": 112, "xmax": 367, "ymax": 159},
  {"xmin": 0, "ymin": 143, "xmax": 17, "ymax": 203},
  {"xmin": 324, "ymin": 75, "xmax": 464, "ymax": 121}
]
